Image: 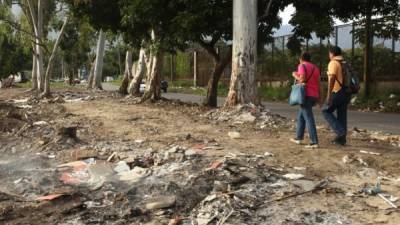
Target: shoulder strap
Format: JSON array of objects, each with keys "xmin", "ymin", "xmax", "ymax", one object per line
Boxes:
[
  {"xmin": 334, "ymin": 59, "xmax": 346, "ymax": 87},
  {"xmin": 304, "ymin": 64, "xmax": 315, "ymax": 84}
]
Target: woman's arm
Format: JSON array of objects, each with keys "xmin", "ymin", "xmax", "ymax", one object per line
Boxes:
[{"xmin": 293, "ymin": 65, "xmax": 305, "ymax": 83}]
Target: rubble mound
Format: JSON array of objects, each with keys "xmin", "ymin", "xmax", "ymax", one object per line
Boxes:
[
  {"xmin": 203, "ymin": 104, "xmax": 288, "ymax": 129},
  {"xmin": 0, "ymin": 146, "xmax": 358, "ymax": 225}
]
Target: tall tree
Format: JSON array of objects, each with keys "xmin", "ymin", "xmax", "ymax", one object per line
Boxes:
[
  {"xmin": 1, "ymin": 0, "xmax": 70, "ymax": 96},
  {"xmin": 91, "ymin": 29, "xmax": 105, "ymax": 90},
  {"xmin": 175, "ymin": 0, "xmax": 286, "ymax": 107},
  {"xmin": 119, "ymin": 50, "xmax": 133, "ymax": 94},
  {"xmin": 225, "ymin": 0, "xmax": 259, "ymax": 107}
]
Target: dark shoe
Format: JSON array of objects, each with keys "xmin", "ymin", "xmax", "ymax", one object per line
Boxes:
[{"xmin": 332, "ymin": 135, "xmax": 346, "ymax": 146}]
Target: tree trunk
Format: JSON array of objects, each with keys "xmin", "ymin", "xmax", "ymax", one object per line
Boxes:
[
  {"xmin": 128, "ymin": 47, "xmax": 148, "ymax": 96},
  {"xmin": 141, "ymin": 49, "xmax": 163, "ymax": 101},
  {"xmin": 31, "ymin": 51, "xmax": 38, "ymax": 90},
  {"xmin": 42, "ymin": 17, "xmax": 69, "ymax": 96},
  {"xmin": 119, "ymin": 50, "xmax": 133, "ymax": 94},
  {"xmin": 92, "ymin": 29, "xmax": 105, "ymax": 90},
  {"xmin": 203, "ymin": 47, "xmax": 232, "ymax": 107},
  {"xmin": 363, "ymin": 5, "xmax": 373, "ymax": 97},
  {"xmin": 36, "ymin": 0, "xmax": 45, "ymax": 92},
  {"xmin": 130, "ymin": 62, "xmax": 137, "ymax": 81},
  {"xmin": 87, "ymin": 60, "xmax": 95, "ymax": 88},
  {"xmin": 225, "ymin": 0, "xmax": 259, "ymax": 107}
]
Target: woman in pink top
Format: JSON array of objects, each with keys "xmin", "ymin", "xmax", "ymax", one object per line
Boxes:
[{"xmin": 290, "ymin": 52, "xmax": 321, "ymax": 148}]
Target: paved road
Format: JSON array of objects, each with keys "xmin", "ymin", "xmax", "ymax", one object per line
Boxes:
[{"xmin": 102, "ymin": 83, "xmax": 400, "ymax": 134}]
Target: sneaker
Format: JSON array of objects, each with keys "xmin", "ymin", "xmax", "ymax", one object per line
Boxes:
[
  {"xmin": 305, "ymin": 143, "xmax": 319, "ymax": 149},
  {"xmin": 290, "ymin": 138, "xmax": 303, "ymax": 145}
]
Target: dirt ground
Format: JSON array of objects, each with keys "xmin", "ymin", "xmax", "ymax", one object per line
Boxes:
[{"xmin": 1, "ymin": 88, "xmax": 400, "ymax": 225}]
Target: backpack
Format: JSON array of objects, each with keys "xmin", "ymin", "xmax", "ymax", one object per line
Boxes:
[{"xmin": 335, "ymin": 60, "xmax": 360, "ymax": 95}]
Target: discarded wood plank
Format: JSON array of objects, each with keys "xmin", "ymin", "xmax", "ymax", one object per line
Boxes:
[
  {"xmin": 107, "ymin": 152, "xmax": 117, "ymax": 162},
  {"xmin": 378, "ymin": 193, "xmax": 398, "ymax": 209}
]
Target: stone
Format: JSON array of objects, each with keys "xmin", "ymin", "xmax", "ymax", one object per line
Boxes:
[
  {"xmin": 342, "ymin": 154, "xmax": 356, "ymax": 164},
  {"xmin": 114, "ymin": 161, "xmax": 130, "ymax": 173},
  {"xmin": 33, "ymin": 121, "xmax": 48, "ymax": 126},
  {"xmin": 144, "ymin": 196, "xmax": 176, "ymax": 210},
  {"xmin": 167, "ymin": 146, "xmax": 180, "ymax": 153},
  {"xmin": 283, "ymin": 173, "xmax": 305, "ymax": 180},
  {"xmin": 228, "ymin": 131, "xmax": 241, "ymax": 139},
  {"xmin": 88, "ymin": 163, "xmax": 114, "ymax": 190},
  {"xmin": 184, "ymin": 149, "xmax": 198, "ymax": 157},
  {"xmin": 292, "ymin": 180, "xmax": 318, "ymax": 192},
  {"xmin": 119, "ymin": 166, "xmax": 150, "ymax": 182},
  {"xmin": 264, "ymin": 152, "xmax": 274, "ymax": 157},
  {"xmin": 235, "ymin": 112, "xmax": 256, "ymax": 123}
]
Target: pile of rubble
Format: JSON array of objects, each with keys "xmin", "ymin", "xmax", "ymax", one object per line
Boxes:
[
  {"xmin": 0, "ymin": 145, "xmax": 359, "ymax": 224},
  {"xmin": 352, "ymin": 127, "xmax": 400, "ymax": 148},
  {"xmin": 203, "ymin": 104, "xmax": 287, "ymax": 129}
]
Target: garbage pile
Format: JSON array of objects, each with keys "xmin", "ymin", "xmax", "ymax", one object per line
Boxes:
[
  {"xmin": 352, "ymin": 127, "xmax": 400, "ymax": 148},
  {"xmin": 203, "ymin": 104, "xmax": 287, "ymax": 129},
  {"xmin": 0, "ymin": 145, "xmax": 360, "ymax": 225}
]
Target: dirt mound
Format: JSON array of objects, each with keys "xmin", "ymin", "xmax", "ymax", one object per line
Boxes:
[{"xmin": 0, "ymin": 103, "xmax": 28, "ymax": 133}]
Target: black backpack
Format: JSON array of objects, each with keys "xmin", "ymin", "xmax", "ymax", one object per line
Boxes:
[{"xmin": 335, "ymin": 60, "xmax": 360, "ymax": 95}]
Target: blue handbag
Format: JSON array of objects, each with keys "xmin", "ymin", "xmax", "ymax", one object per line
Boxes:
[
  {"xmin": 289, "ymin": 65, "xmax": 315, "ymax": 106},
  {"xmin": 289, "ymin": 82, "xmax": 306, "ymax": 106}
]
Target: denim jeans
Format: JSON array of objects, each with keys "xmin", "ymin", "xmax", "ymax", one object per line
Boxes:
[
  {"xmin": 296, "ymin": 97, "xmax": 318, "ymax": 144},
  {"xmin": 322, "ymin": 88, "xmax": 351, "ymax": 137}
]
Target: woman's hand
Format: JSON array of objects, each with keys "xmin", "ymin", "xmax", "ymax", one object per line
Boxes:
[{"xmin": 292, "ymin": 72, "xmax": 298, "ymax": 79}]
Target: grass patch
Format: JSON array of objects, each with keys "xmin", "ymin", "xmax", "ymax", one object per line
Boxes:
[
  {"xmin": 258, "ymin": 85, "xmax": 291, "ymax": 102},
  {"xmin": 351, "ymin": 88, "xmax": 400, "ymax": 113},
  {"xmin": 108, "ymin": 76, "xmax": 123, "ymax": 86}
]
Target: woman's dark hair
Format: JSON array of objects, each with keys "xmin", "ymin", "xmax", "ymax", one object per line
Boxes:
[
  {"xmin": 329, "ymin": 46, "xmax": 342, "ymax": 56},
  {"xmin": 300, "ymin": 52, "xmax": 311, "ymax": 62}
]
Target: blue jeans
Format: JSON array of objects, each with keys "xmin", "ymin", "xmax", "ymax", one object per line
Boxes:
[
  {"xmin": 296, "ymin": 97, "xmax": 318, "ymax": 144},
  {"xmin": 322, "ymin": 88, "xmax": 351, "ymax": 137}
]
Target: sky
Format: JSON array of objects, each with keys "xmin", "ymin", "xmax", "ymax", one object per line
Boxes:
[{"xmin": 280, "ymin": 4, "xmax": 295, "ymax": 25}]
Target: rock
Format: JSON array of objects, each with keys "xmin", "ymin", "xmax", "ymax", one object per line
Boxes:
[
  {"xmin": 114, "ymin": 161, "xmax": 130, "ymax": 173},
  {"xmin": 264, "ymin": 152, "xmax": 274, "ymax": 157},
  {"xmin": 228, "ymin": 131, "xmax": 241, "ymax": 139},
  {"xmin": 342, "ymin": 154, "xmax": 356, "ymax": 164},
  {"xmin": 88, "ymin": 163, "xmax": 114, "ymax": 190},
  {"xmin": 167, "ymin": 146, "xmax": 180, "ymax": 153},
  {"xmin": 135, "ymin": 139, "xmax": 145, "ymax": 144},
  {"xmin": 184, "ymin": 149, "xmax": 198, "ymax": 157},
  {"xmin": 235, "ymin": 112, "xmax": 256, "ymax": 123},
  {"xmin": 144, "ymin": 195, "xmax": 176, "ymax": 210},
  {"xmin": 357, "ymin": 168, "xmax": 378, "ymax": 179},
  {"xmin": 283, "ymin": 173, "xmax": 305, "ymax": 180},
  {"xmin": 33, "ymin": 121, "xmax": 49, "ymax": 126},
  {"xmin": 293, "ymin": 167, "xmax": 306, "ymax": 171},
  {"xmin": 54, "ymin": 96, "xmax": 65, "ymax": 103},
  {"xmin": 292, "ymin": 180, "xmax": 318, "ymax": 192},
  {"xmin": 119, "ymin": 166, "xmax": 150, "ymax": 182}
]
